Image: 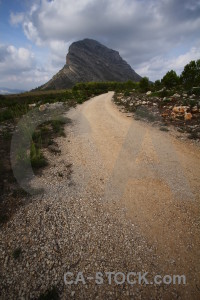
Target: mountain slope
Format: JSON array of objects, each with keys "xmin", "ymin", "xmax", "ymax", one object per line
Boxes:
[{"xmin": 40, "ymin": 39, "xmax": 141, "ymax": 90}]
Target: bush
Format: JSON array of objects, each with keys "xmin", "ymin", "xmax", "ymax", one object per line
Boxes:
[
  {"xmin": 0, "ymin": 109, "xmax": 13, "ymax": 122},
  {"xmin": 180, "ymin": 59, "xmax": 200, "ymax": 89},
  {"xmin": 161, "ymin": 70, "xmax": 180, "ymax": 89},
  {"xmin": 135, "ymin": 107, "xmax": 156, "ymax": 122},
  {"xmin": 154, "ymin": 80, "xmax": 162, "ymax": 91},
  {"xmin": 30, "ymin": 142, "xmax": 47, "ymax": 169},
  {"xmin": 191, "ymin": 87, "xmax": 200, "ymax": 96},
  {"xmin": 139, "ymin": 77, "xmax": 149, "ymax": 92}
]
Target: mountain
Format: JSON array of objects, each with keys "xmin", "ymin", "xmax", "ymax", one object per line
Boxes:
[
  {"xmin": 39, "ymin": 39, "xmax": 142, "ymax": 90},
  {"xmin": 0, "ymin": 87, "xmax": 25, "ymax": 95}
]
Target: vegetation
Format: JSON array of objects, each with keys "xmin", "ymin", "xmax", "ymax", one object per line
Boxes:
[
  {"xmin": 180, "ymin": 59, "xmax": 200, "ymax": 89},
  {"xmin": 139, "ymin": 77, "xmax": 150, "ymax": 92},
  {"xmin": 153, "ymin": 59, "xmax": 200, "ymax": 92},
  {"xmin": 135, "ymin": 106, "xmax": 156, "ymax": 122},
  {"xmin": 161, "ymin": 70, "xmax": 180, "ymax": 89}
]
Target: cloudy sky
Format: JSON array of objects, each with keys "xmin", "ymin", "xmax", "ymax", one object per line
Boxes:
[{"xmin": 0, "ymin": 0, "xmax": 200, "ymax": 90}]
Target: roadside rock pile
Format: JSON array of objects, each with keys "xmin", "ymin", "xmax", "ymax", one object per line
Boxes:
[
  {"xmin": 114, "ymin": 91, "xmax": 200, "ymax": 140},
  {"xmin": 28, "ymin": 102, "xmax": 65, "ymax": 112}
]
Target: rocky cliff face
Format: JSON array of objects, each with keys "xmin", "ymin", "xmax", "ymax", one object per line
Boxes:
[{"xmin": 40, "ymin": 39, "xmax": 141, "ymax": 90}]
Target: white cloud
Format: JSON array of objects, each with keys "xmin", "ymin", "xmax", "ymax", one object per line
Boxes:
[
  {"xmin": 0, "ymin": 44, "xmax": 35, "ymax": 74},
  {"xmin": 136, "ymin": 45, "xmax": 200, "ymax": 81},
  {"xmin": 0, "ymin": 44, "xmax": 56, "ymax": 89},
  {"xmin": 10, "ymin": 12, "xmax": 25, "ymax": 26}
]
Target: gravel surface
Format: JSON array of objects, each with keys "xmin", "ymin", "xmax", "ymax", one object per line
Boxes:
[{"xmin": 0, "ymin": 92, "xmax": 200, "ymax": 299}]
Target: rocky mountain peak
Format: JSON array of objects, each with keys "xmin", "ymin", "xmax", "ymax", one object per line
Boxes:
[{"xmin": 40, "ymin": 39, "xmax": 141, "ymax": 90}]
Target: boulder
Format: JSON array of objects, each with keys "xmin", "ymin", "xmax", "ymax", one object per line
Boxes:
[
  {"xmin": 171, "ymin": 112, "xmax": 176, "ymax": 119},
  {"xmin": 172, "ymin": 106, "xmax": 189, "ymax": 114},
  {"xmin": 173, "ymin": 93, "xmax": 181, "ymax": 98},
  {"xmin": 39, "ymin": 104, "xmax": 47, "ymax": 112},
  {"xmin": 191, "ymin": 106, "xmax": 198, "ymax": 113},
  {"xmin": 29, "ymin": 103, "xmax": 36, "ymax": 109},
  {"xmin": 161, "ymin": 112, "xmax": 169, "ymax": 117},
  {"xmin": 184, "ymin": 112, "xmax": 192, "ymax": 121},
  {"xmin": 146, "ymin": 91, "xmax": 152, "ymax": 95},
  {"xmin": 158, "ymin": 87, "xmax": 166, "ymax": 92},
  {"xmin": 47, "ymin": 102, "xmax": 64, "ymax": 110}
]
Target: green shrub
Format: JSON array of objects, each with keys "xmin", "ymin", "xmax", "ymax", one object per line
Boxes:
[
  {"xmin": 161, "ymin": 70, "xmax": 180, "ymax": 88},
  {"xmin": 0, "ymin": 109, "xmax": 13, "ymax": 122},
  {"xmin": 124, "ymin": 91, "xmax": 130, "ymax": 96},
  {"xmin": 135, "ymin": 107, "xmax": 156, "ymax": 122},
  {"xmin": 180, "ymin": 59, "xmax": 200, "ymax": 89},
  {"xmin": 139, "ymin": 77, "xmax": 149, "ymax": 92},
  {"xmin": 191, "ymin": 87, "xmax": 200, "ymax": 96},
  {"xmin": 30, "ymin": 142, "xmax": 47, "ymax": 168}
]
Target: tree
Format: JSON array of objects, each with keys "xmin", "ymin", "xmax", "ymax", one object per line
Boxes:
[
  {"xmin": 154, "ymin": 79, "xmax": 162, "ymax": 90},
  {"xmin": 180, "ymin": 59, "xmax": 200, "ymax": 89},
  {"xmin": 139, "ymin": 77, "xmax": 149, "ymax": 92},
  {"xmin": 161, "ymin": 70, "xmax": 179, "ymax": 89}
]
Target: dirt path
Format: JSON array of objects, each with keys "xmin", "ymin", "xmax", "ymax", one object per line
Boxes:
[
  {"xmin": 0, "ymin": 92, "xmax": 200, "ymax": 299},
  {"xmin": 67, "ymin": 92, "xmax": 200, "ymax": 298}
]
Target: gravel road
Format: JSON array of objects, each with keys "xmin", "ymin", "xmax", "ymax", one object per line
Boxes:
[{"xmin": 0, "ymin": 92, "xmax": 200, "ymax": 299}]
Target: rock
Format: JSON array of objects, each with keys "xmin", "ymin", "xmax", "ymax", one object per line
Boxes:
[
  {"xmin": 161, "ymin": 112, "xmax": 169, "ymax": 117},
  {"xmin": 183, "ymin": 93, "xmax": 187, "ymax": 97},
  {"xmin": 171, "ymin": 112, "xmax": 176, "ymax": 119},
  {"xmin": 39, "ymin": 102, "xmax": 64, "ymax": 112},
  {"xmin": 39, "ymin": 104, "xmax": 47, "ymax": 112},
  {"xmin": 153, "ymin": 103, "xmax": 157, "ymax": 106},
  {"xmin": 173, "ymin": 93, "xmax": 181, "ymax": 98},
  {"xmin": 158, "ymin": 87, "xmax": 166, "ymax": 92},
  {"xmin": 184, "ymin": 112, "xmax": 192, "ymax": 121},
  {"xmin": 47, "ymin": 102, "xmax": 64, "ymax": 110},
  {"xmin": 191, "ymin": 106, "xmax": 198, "ymax": 113},
  {"xmin": 172, "ymin": 106, "xmax": 189, "ymax": 114},
  {"xmin": 142, "ymin": 101, "xmax": 147, "ymax": 105},
  {"xmin": 29, "ymin": 103, "xmax": 36, "ymax": 109},
  {"xmin": 146, "ymin": 91, "xmax": 152, "ymax": 95}
]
